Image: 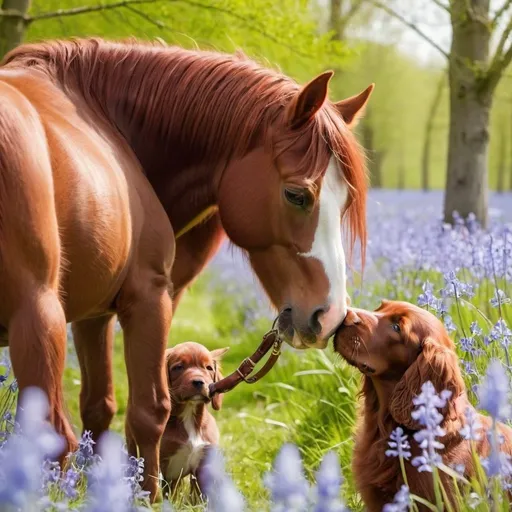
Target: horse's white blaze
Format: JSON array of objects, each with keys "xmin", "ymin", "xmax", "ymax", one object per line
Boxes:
[{"xmin": 297, "ymin": 156, "xmax": 348, "ymax": 347}]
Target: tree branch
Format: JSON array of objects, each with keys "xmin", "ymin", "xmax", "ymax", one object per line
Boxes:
[
  {"xmin": 431, "ymin": 0, "xmax": 450, "ymax": 13},
  {"xmin": 368, "ymin": 0, "xmax": 449, "ymax": 59},
  {"xmin": 493, "ymin": 0, "xmax": 512, "ymax": 25},
  {"xmin": 485, "ymin": 16, "xmax": 512, "ymax": 91},
  {"xmin": 27, "ymin": 0, "xmax": 166, "ymax": 23}
]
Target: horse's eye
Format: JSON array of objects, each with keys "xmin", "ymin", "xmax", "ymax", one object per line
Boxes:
[
  {"xmin": 391, "ymin": 323, "xmax": 401, "ymax": 333},
  {"xmin": 172, "ymin": 364, "xmax": 184, "ymax": 372},
  {"xmin": 284, "ymin": 188, "xmax": 307, "ymax": 207},
  {"xmin": 206, "ymin": 365, "xmax": 214, "ymax": 372}
]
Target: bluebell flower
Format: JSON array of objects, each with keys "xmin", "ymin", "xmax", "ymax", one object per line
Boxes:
[
  {"xmin": 382, "ymin": 485, "xmax": 410, "ymax": 512},
  {"xmin": 459, "ymin": 407, "xmax": 483, "ymax": 441},
  {"xmin": 450, "ymin": 463, "xmax": 465, "ymax": 476},
  {"xmin": 463, "ymin": 360, "xmax": 478, "ymax": 376},
  {"xmin": 489, "ymin": 319, "xmax": 512, "ymax": 347},
  {"xmin": 478, "ymin": 360, "xmax": 511, "ymax": 422},
  {"xmin": 459, "ymin": 337, "xmax": 476, "ymax": 354},
  {"xmin": 470, "ymin": 321, "xmax": 483, "ymax": 337},
  {"xmin": 60, "ymin": 468, "xmax": 80, "ymax": 499},
  {"xmin": 263, "ymin": 443, "xmax": 309, "ymax": 512},
  {"xmin": 0, "ymin": 387, "xmax": 65, "ymax": 509},
  {"xmin": 84, "ymin": 431, "xmax": 138, "ymax": 512},
  {"xmin": 481, "ymin": 429, "xmax": 512, "ymax": 479},
  {"xmin": 417, "ymin": 281, "xmax": 440, "ymax": 311},
  {"xmin": 312, "ymin": 451, "xmax": 348, "ymax": 512},
  {"xmin": 385, "ymin": 427, "xmax": 411, "ymax": 460},
  {"xmin": 411, "ymin": 382, "xmax": 451, "ymax": 472},
  {"xmin": 442, "ymin": 314, "xmax": 457, "ymax": 333},
  {"xmin": 201, "ymin": 446, "xmax": 245, "ymax": 512},
  {"xmin": 73, "ymin": 430, "xmax": 99, "ymax": 468},
  {"xmin": 490, "ymin": 289, "xmax": 511, "ymax": 308},
  {"xmin": 41, "ymin": 460, "xmax": 61, "ymax": 490}
]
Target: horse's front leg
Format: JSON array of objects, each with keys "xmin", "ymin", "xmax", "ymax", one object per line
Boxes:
[
  {"xmin": 117, "ymin": 275, "xmax": 172, "ymax": 503},
  {"xmin": 72, "ymin": 314, "xmax": 117, "ymax": 442}
]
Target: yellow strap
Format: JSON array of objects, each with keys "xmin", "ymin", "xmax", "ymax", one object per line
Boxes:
[{"xmin": 174, "ymin": 205, "xmax": 219, "ymax": 240}]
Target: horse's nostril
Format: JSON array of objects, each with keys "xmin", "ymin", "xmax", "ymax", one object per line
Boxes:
[{"xmin": 309, "ymin": 306, "xmax": 328, "ymax": 335}]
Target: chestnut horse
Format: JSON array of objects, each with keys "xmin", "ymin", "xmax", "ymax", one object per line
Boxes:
[{"xmin": 0, "ymin": 38, "xmax": 372, "ymax": 500}]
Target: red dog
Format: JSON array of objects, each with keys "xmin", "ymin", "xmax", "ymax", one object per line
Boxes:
[
  {"xmin": 334, "ymin": 300, "xmax": 512, "ymax": 511},
  {"xmin": 159, "ymin": 342, "xmax": 229, "ymax": 502}
]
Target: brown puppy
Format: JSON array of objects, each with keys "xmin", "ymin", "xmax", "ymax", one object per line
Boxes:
[
  {"xmin": 159, "ymin": 342, "xmax": 229, "ymax": 502},
  {"xmin": 334, "ymin": 300, "xmax": 512, "ymax": 511}
]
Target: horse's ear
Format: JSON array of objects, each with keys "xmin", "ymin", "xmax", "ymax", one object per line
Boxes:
[
  {"xmin": 288, "ymin": 70, "xmax": 334, "ymax": 129},
  {"xmin": 335, "ymin": 83, "xmax": 374, "ymax": 127}
]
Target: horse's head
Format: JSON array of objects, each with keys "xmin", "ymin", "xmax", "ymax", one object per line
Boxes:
[{"xmin": 217, "ymin": 71, "xmax": 372, "ymax": 349}]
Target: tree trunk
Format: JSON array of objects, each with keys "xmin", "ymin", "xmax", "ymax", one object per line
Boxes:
[
  {"xmin": 443, "ymin": 0, "xmax": 491, "ymax": 227},
  {"xmin": 360, "ymin": 107, "xmax": 383, "ymax": 188},
  {"xmin": 496, "ymin": 121, "xmax": 507, "ymax": 193},
  {"xmin": 509, "ymin": 104, "xmax": 512, "ymax": 191},
  {"xmin": 397, "ymin": 146, "xmax": 405, "ymax": 190},
  {"xmin": 421, "ymin": 72, "xmax": 445, "ymax": 191},
  {"xmin": 0, "ymin": 0, "xmax": 31, "ymax": 59},
  {"xmin": 329, "ymin": 0, "xmax": 344, "ymax": 40}
]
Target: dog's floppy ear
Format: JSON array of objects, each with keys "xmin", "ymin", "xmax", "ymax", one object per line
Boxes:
[
  {"xmin": 210, "ymin": 347, "xmax": 230, "ymax": 411},
  {"xmin": 389, "ymin": 337, "xmax": 464, "ymax": 430},
  {"xmin": 164, "ymin": 348, "xmax": 174, "ymax": 389}
]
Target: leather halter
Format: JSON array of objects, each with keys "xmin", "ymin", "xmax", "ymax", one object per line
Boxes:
[{"xmin": 209, "ymin": 327, "xmax": 284, "ymax": 396}]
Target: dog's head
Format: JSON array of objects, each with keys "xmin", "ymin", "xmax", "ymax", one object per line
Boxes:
[
  {"xmin": 333, "ymin": 300, "xmax": 465, "ymax": 429},
  {"xmin": 165, "ymin": 342, "xmax": 230, "ymax": 411}
]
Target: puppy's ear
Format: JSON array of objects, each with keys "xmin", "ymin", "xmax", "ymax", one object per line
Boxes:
[
  {"xmin": 389, "ymin": 338, "xmax": 464, "ymax": 430},
  {"xmin": 164, "ymin": 348, "xmax": 174, "ymax": 388},
  {"xmin": 210, "ymin": 347, "xmax": 229, "ymax": 411}
]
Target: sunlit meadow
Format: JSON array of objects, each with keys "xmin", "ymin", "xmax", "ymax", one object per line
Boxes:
[{"xmin": 0, "ymin": 189, "xmax": 511, "ymax": 511}]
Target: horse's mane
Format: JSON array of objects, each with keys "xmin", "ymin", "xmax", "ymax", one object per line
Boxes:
[{"xmin": 3, "ymin": 38, "xmax": 367, "ymax": 261}]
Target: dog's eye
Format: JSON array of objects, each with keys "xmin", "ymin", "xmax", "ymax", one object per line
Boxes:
[
  {"xmin": 391, "ymin": 323, "xmax": 401, "ymax": 333},
  {"xmin": 172, "ymin": 364, "xmax": 184, "ymax": 372},
  {"xmin": 206, "ymin": 365, "xmax": 214, "ymax": 372}
]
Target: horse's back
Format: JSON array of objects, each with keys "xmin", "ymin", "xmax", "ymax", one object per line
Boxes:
[
  {"xmin": 0, "ymin": 75, "xmax": 62, "ymax": 321},
  {"xmin": 0, "ymin": 68, "xmax": 157, "ymax": 324}
]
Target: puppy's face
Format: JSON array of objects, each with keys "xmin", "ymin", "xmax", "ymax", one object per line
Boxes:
[
  {"xmin": 165, "ymin": 342, "xmax": 229, "ymax": 410},
  {"xmin": 333, "ymin": 300, "xmax": 448, "ymax": 379}
]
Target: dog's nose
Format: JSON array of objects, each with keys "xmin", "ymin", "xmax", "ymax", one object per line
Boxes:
[
  {"xmin": 192, "ymin": 379, "xmax": 204, "ymax": 389},
  {"xmin": 343, "ymin": 309, "xmax": 362, "ymax": 326}
]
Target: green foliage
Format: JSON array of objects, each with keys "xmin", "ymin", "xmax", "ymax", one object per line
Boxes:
[{"xmin": 26, "ymin": 0, "xmax": 348, "ymax": 84}]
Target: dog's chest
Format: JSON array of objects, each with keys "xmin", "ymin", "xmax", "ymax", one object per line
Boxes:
[{"xmin": 165, "ymin": 409, "xmax": 210, "ymax": 481}]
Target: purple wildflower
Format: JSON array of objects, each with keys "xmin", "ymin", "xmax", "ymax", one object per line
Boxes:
[
  {"xmin": 201, "ymin": 447, "xmax": 245, "ymax": 511},
  {"xmin": 459, "ymin": 407, "xmax": 483, "ymax": 442},
  {"xmin": 470, "ymin": 322, "xmax": 483, "ymax": 337},
  {"xmin": 382, "ymin": 485, "xmax": 410, "ymax": 512},
  {"xmin": 489, "ymin": 319, "xmax": 512, "ymax": 347},
  {"xmin": 73, "ymin": 430, "xmax": 98, "ymax": 468},
  {"xmin": 84, "ymin": 431, "xmax": 137, "ymax": 512},
  {"xmin": 385, "ymin": 427, "xmax": 411, "ymax": 460},
  {"xmin": 459, "ymin": 337, "xmax": 476, "ymax": 354},
  {"xmin": 411, "ymin": 382, "xmax": 451, "ymax": 472},
  {"xmin": 417, "ymin": 281, "xmax": 440, "ymax": 311},
  {"xmin": 478, "ymin": 360, "xmax": 511, "ymax": 422},
  {"xmin": 312, "ymin": 451, "xmax": 348, "ymax": 512},
  {"xmin": 60, "ymin": 468, "xmax": 80, "ymax": 499},
  {"xmin": 490, "ymin": 289, "xmax": 511, "ymax": 308},
  {"xmin": 263, "ymin": 443, "xmax": 309, "ymax": 511}
]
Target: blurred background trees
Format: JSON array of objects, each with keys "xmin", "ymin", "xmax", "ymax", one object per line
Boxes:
[{"xmin": 1, "ymin": 0, "xmax": 511, "ymax": 225}]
